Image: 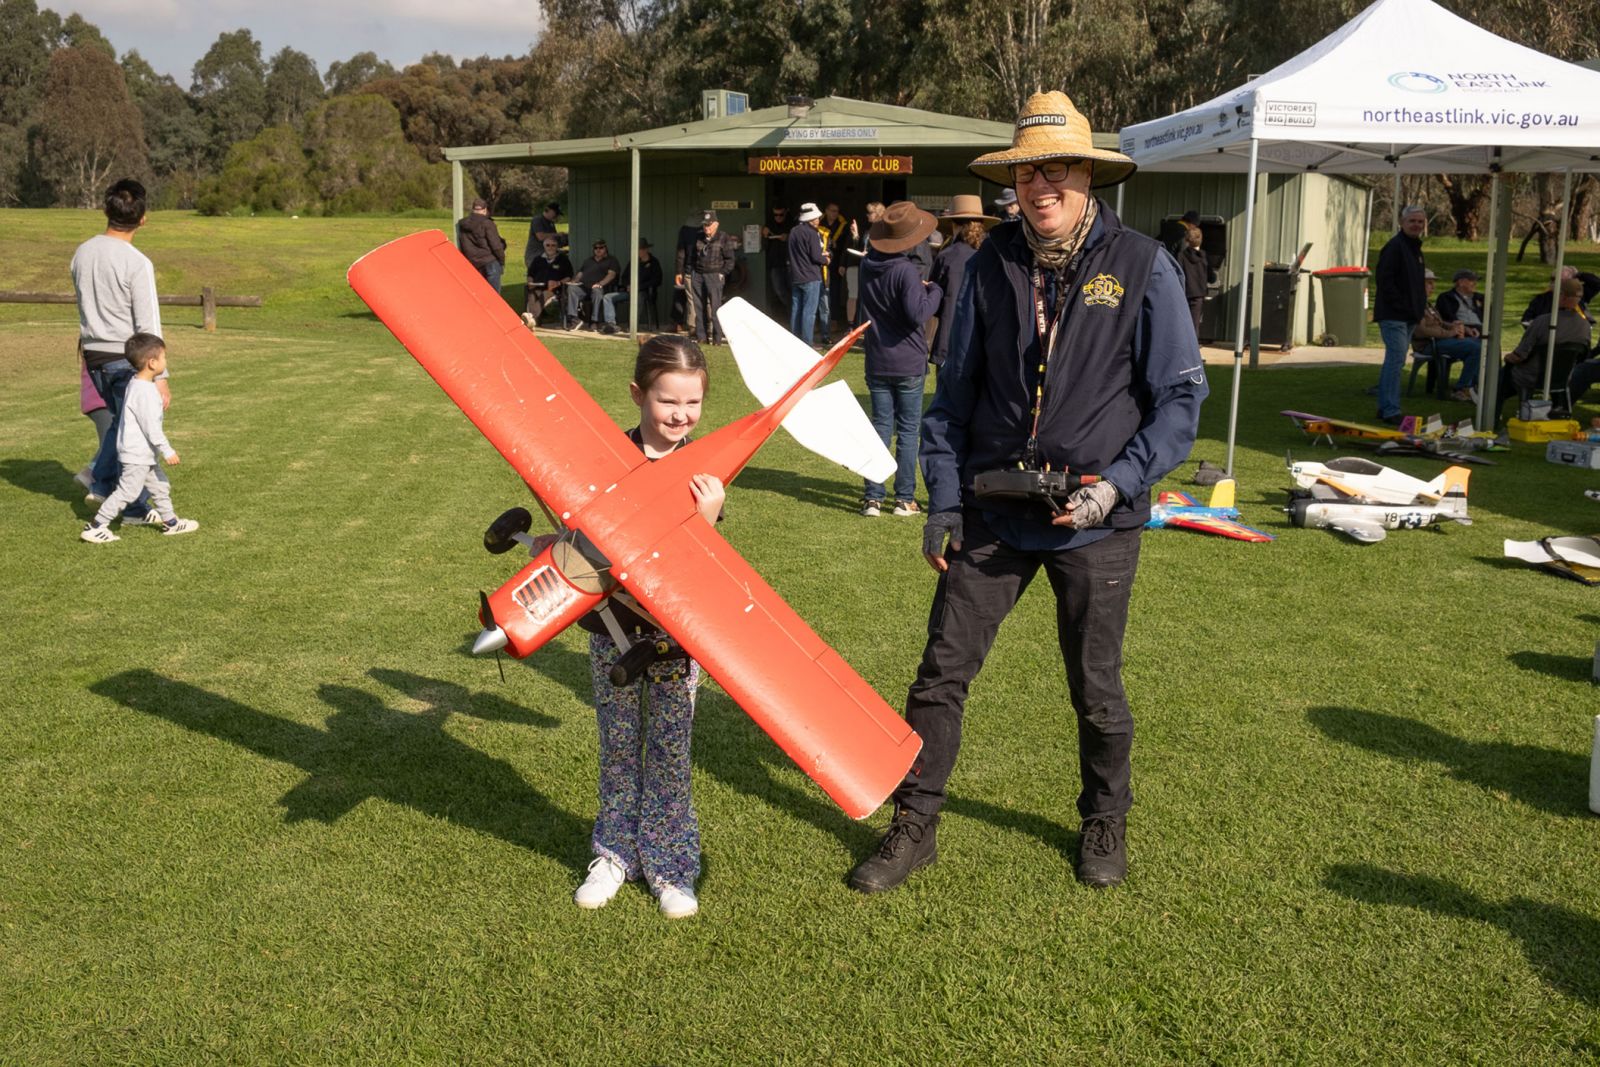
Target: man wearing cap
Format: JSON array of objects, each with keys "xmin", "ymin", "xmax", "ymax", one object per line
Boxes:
[
  {"xmin": 457, "ymin": 198, "xmax": 506, "ymax": 294},
  {"xmin": 523, "ymin": 201, "xmax": 566, "ymax": 270},
  {"xmin": 930, "ymin": 195, "xmax": 999, "ymax": 366},
  {"xmin": 1433, "ymin": 268, "xmax": 1485, "ymax": 398},
  {"xmin": 857, "ymin": 202, "xmax": 944, "ymax": 518},
  {"xmin": 1373, "ymin": 206, "xmax": 1429, "ymax": 425},
  {"xmin": 564, "ymin": 238, "xmax": 621, "ymax": 330},
  {"xmin": 677, "ymin": 209, "xmax": 741, "ymax": 346},
  {"xmin": 848, "ymin": 91, "xmax": 1206, "ymax": 895},
  {"xmin": 788, "ymin": 203, "xmax": 829, "ymax": 346}
]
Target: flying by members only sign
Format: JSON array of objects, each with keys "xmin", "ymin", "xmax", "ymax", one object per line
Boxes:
[{"xmin": 748, "ymin": 155, "xmax": 914, "ymax": 176}]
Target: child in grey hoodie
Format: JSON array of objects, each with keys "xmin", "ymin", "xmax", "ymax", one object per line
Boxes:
[{"xmin": 81, "ymin": 333, "xmax": 198, "ymax": 543}]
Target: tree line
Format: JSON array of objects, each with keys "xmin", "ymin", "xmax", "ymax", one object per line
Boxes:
[{"xmin": 1, "ymin": 0, "xmax": 1596, "ymax": 248}]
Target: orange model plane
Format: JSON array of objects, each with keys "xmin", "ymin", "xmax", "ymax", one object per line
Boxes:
[{"xmin": 348, "ymin": 231, "xmax": 920, "ymax": 819}]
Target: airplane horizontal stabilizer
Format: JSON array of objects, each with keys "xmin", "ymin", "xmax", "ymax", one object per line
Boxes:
[{"xmin": 718, "ymin": 298, "xmax": 895, "ymax": 483}]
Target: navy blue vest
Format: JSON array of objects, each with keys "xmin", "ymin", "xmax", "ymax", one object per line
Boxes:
[{"xmin": 961, "ymin": 202, "xmax": 1160, "ymax": 528}]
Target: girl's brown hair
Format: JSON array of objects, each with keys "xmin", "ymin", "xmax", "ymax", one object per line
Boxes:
[
  {"xmin": 634, "ymin": 334, "xmax": 709, "ymax": 394},
  {"xmin": 958, "ymin": 220, "xmax": 987, "ymax": 250}
]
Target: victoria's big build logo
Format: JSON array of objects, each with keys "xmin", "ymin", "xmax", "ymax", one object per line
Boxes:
[{"xmin": 1389, "ymin": 70, "xmax": 1549, "ymax": 93}]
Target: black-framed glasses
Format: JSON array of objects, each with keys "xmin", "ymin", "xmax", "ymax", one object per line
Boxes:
[{"xmin": 1010, "ymin": 160, "xmax": 1078, "ymax": 185}]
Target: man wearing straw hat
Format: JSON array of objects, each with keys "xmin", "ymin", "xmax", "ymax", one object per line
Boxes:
[
  {"xmin": 930, "ymin": 194, "xmax": 999, "ymax": 366},
  {"xmin": 849, "ymin": 91, "xmax": 1206, "ymax": 895}
]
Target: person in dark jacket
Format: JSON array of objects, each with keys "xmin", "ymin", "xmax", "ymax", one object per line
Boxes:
[
  {"xmin": 1373, "ymin": 205, "xmax": 1428, "ymax": 424},
  {"xmin": 1521, "ymin": 265, "xmax": 1600, "ymax": 326},
  {"xmin": 847, "ymin": 91, "xmax": 1205, "ymax": 897},
  {"xmin": 523, "ymin": 202, "xmax": 565, "ymax": 270},
  {"xmin": 930, "ymin": 194, "xmax": 998, "ymax": 366},
  {"xmin": 676, "ymin": 209, "xmax": 740, "ymax": 346},
  {"xmin": 457, "ymin": 198, "xmax": 507, "ymax": 294},
  {"xmin": 601, "ymin": 238, "xmax": 665, "ymax": 333},
  {"xmin": 1176, "ymin": 222, "xmax": 1211, "ymax": 332},
  {"xmin": 857, "ymin": 202, "xmax": 944, "ymax": 517},
  {"xmin": 523, "ymin": 236, "xmax": 574, "ymax": 327},
  {"xmin": 762, "ymin": 205, "xmax": 794, "ymax": 316},
  {"xmin": 788, "ymin": 203, "xmax": 828, "ymax": 345}
]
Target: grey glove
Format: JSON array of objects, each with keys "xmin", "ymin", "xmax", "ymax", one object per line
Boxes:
[
  {"xmin": 1064, "ymin": 480, "xmax": 1119, "ymax": 529},
  {"xmin": 923, "ymin": 510, "xmax": 963, "ymax": 560}
]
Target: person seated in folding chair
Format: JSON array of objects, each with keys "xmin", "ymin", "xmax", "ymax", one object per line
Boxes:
[
  {"xmin": 1432, "ymin": 268, "xmax": 1486, "ymax": 399},
  {"xmin": 1409, "ymin": 270, "xmax": 1479, "ymax": 400},
  {"xmin": 600, "ymin": 239, "xmax": 665, "ymax": 334},
  {"xmin": 564, "ymin": 239, "xmax": 621, "ymax": 331},
  {"xmin": 1498, "ymin": 277, "xmax": 1593, "ymax": 420},
  {"xmin": 523, "ymin": 237, "xmax": 574, "ymax": 328}
]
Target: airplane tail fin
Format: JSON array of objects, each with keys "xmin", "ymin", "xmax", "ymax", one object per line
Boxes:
[
  {"xmin": 1207, "ymin": 478, "xmax": 1237, "ymax": 509},
  {"xmin": 1428, "ymin": 464, "xmax": 1472, "ymax": 506},
  {"xmin": 718, "ymin": 298, "xmax": 893, "ymax": 482}
]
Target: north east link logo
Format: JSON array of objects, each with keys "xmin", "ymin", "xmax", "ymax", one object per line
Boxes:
[
  {"xmin": 1081, "ymin": 274, "xmax": 1125, "ymax": 308},
  {"xmin": 1389, "ymin": 71, "xmax": 1448, "ymax": 94}
]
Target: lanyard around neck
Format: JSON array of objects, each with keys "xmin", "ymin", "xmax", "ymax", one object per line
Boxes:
[{"xmin": 1025, "ymin": 264, "xmax": 1072, "ymax": 467}]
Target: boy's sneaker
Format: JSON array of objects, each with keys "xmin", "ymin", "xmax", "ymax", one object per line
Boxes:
[
  {"xmin": 83, "ymin": 491, "xmax": 105, "ymax": 505},
  {"xmin": 161, "ymin": 518, "xmax": 200, "ymax": 536},
  {"xmin": 892, "ymin": 500, "xmax": 920, "ymax": 516},
  {"xmin": 80, "ymin": 523, "xmax": 119, "ymax": 544},
  {"xmin": 574, "ymin": 856, "xmax": 628, "ymax": 909},
  {"xmin": 656, "ymin": 884, "xmax": 699, "ymax": 919},
  {"xmin": 131, "ymin": 511, "xmax": 167, "ymax": 526},
  {"xmin": 860, "ymin": 499, "xmax": 882, "ymax": 518}
]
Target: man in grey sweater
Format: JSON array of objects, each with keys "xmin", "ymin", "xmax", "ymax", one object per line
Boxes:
[{"xmin": 72, "ymin": 178, "xmax": 168, "ymax": 522}]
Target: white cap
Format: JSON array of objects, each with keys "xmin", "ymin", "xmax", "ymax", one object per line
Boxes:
[{"xmin": 798, "ymin": 202, "xmax": 821, "ymax": 222}]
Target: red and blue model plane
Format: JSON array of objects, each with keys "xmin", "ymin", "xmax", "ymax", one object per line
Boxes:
[
  {"xmin": 1145, "ymin": 478, "xmax": 1275, "ymax": 542},
  {"xmin": 348, "ymin": 230, "xmax": 921, "ymax": 819}
]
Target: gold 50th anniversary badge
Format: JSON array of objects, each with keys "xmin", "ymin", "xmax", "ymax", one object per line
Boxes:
[{"xmin": 1081, "ymin": 273, "xmax": 1125, "ymax": 308}]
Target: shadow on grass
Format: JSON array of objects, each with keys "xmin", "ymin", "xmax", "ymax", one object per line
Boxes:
[
  {"xmin": 691, "ymin": 689, "xmax": 879, "ymax": 855},
  {"xmin": 0, "ymin": 457, "xmax": 88, "ymax": 509},
  {"xmin": 1508, "ymin": 650, "xmax": 1594, "ymax": 684},
  {"xmin": 737, "ymin": 464, "xmax": 860, "ymax": 514},
  {"xmin": 1325, "ymin": 863, "xmax": 1600, "ymax": 1006},
  {"xmin": 91, "ymin": 669, "xmax": 589, "ymax": 866},
  {"xmin": 368, "ymin": 666, "xmax": 560, "ymax": 728},
  {"xmin": 1309, "ymin": 706, "xmax": 1589, "ymax": 816}
]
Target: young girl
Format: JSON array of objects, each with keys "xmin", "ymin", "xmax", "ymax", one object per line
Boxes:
[{"xmin": 573, "ymin": 335, "xmax": 723, "ymax": 918}]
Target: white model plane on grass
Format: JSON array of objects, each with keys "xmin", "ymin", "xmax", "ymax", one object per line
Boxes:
[{"xmin": 1285, "ymin": 456, "xmax": 1472, "ymax": 544}]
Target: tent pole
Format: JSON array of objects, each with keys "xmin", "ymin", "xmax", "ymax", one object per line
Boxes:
[
  {"xmin": 1476, "ymin": 169, "xmax": 1501, "ymax": 430},
  {"xmin": 450, "ymin": 161, "xmax": 464, "ymax": 248},
  {"xmin": 1115, "ymin": 183, "xmax": 1124, "ymax": 216},
  {"xmin": 1248, "ymin": 168, "xmax": 1267, "ymax": 369},
  {"xmin": 1481, "ymin": 166, "xmax": 1513, "ymax": 428},
  {"xmin": 629, "ymin": 147, "xmax": 641, "ymax": 342},
  {"xmin": 1392, "ymin": 167, "xmax": 1402, "ymax": 228},
  {"xmin": 1225, "ymin": 136, "xmax": 1260, "ymax": 476},
  {"xmin": 1542, "ymin": 167, "xmax": 1574, "ymax": 398}
]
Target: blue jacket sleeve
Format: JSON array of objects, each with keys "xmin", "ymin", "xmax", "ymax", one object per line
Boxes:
[
  {"xmin": 920, "ymin": 269, "xmax": 981, "ymax": 514},
  {"xmin": 1098, "ymin": 253, "xmax": 1208, "ymax": 501},
  {"xmin": 898, "ymin": 260, "xmax": 943, "ymax": 326}
]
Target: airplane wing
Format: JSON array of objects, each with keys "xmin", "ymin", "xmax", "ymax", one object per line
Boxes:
[
  {"xmin": 348, "ymin": 231, "xmax": 646, "ymax": 519},
  {"xmin": 1163, "ymin": 514, "xmax": 1275, "ymax": 542},
  {"xmin": 717, "ymin": 298, "xmax": 895, "ymax": 483},
  {"xmin": 1157, "ymin": 491, "xmax": 1200, "ymax": 506},
  {"xmin": 1328, "ymin": 518, "xmax": 1386, "ymax": 543},
  {"xmin": 613, "ymin": 516, "xmax": 921, "ymax": 820}
]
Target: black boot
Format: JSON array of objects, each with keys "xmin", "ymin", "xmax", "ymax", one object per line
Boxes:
[
  {"xmin": 1076, "ymin": 814, "xmax": 1127, "ymax": 888},
  {"xmin": 848, "ymin": 808, "xmax": 939, "ymax": 893}
]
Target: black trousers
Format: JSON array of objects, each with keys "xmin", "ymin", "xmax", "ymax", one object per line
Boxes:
[
  {"xmin": 894, "ymin": 513, "xmax": 1141, "ymax": 821},
  {"xmin": 692, "ymin": 272, "xmax": 725, "ymax": 344}
]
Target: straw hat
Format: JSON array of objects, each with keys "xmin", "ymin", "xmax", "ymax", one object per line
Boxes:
[
  {"xmin": 868, "ymin": 201, "xmax": 938, "ymax": 254},
  {"xmin": 970, "ymin": 90, "xmax": 1136, "ymax": 189},
  {"xmin": 937, "ymin": 194, "xmax": 999, "ymax": 237}
]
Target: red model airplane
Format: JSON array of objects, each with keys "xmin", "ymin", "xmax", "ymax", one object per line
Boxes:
[{"xmin": 349, "ymin": 231, "xmax": 920, "ymax": 819}]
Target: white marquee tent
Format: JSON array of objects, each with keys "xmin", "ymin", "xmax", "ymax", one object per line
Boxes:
[{"xmin": 1119, "ymin": 0, "xmax": 1600, "ymax": 468}]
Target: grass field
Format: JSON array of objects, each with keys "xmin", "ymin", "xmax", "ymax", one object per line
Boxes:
[{"xmin": 3, "ymin": 211, "xmax": 1599, "ymax": 1063}]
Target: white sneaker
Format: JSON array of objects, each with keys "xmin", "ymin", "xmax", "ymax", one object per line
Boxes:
[
  {"xmin": 892, "ymin": 500, "xmax": 921, "ymax": 516},
  {"xmin": 656, "ymin": 884, "xmax": 698, "ymax": 919},
  {"xmin": 574, "ymin": 856, "xmax": 628, "ymax": 909},
  {"xmin": 83, "ymin": 492, "xmax": 105, "ymax": 506},
  {"xmin": 521, "ymin": 311, "xmax": 536, "ymax": 328},
  {"xmin": 132, "ymin": 511, "xmax": 167, "ymax": 526},
  {"xmin": 162, "ymin": 518, "xmax": 200, "ymax": 536},
  {"xmin": 80, "ymin": 523, "xmax": 119, "ymax": 544},
  {"xmin": 860, "ymin": 499, "xmax": 882, "ymax": 518}
]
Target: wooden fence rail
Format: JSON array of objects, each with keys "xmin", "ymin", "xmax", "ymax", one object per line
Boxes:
[{"xmin": 0, "ymin": 287, "xmax": 264, "ymax": 331}]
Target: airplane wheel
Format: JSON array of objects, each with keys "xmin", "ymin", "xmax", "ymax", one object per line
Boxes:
[{"xmin": 484, "ymin": 507, "xmax": 533, "ymax": 554}]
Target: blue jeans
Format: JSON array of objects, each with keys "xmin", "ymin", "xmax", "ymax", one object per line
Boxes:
[
  {"xmin": 1432, "ymin": 336, "xmax": 1480, "ymax": 390},
  {"xmin": 86, "ymin": 357, "xmax": 150, "ymax": 518},
  {"xmin": 864, "ymin": 372, "xmax": 925, "ymax": 503},
  {"xmin": 483, "ymin": 260, "xmax": 504, "ymax": 296},
  {"xmin": 790, "ymin": 281, "xmax": 822, "ymax": 345},
  {"xmin": 1377, "ymin": 319, "xmax": 1415, "ymax": 418}
]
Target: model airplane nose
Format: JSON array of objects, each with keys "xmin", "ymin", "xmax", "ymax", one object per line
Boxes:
[{"xmin": 472, "ymin": 626, "xmax": 508, "ymax": 655}]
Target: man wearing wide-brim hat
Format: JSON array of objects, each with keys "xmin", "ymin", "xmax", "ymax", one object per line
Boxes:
[
  {"xmin": 849, "ymin": 91, "xmax": 1207, "ymax": 895},
  {"xmin": 855, "ymin": 201, "xmax": 945, "ymax": 517},
  {"xmin": 930, "ymin": 195, "xmax": 999, "ymax": 366}
]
